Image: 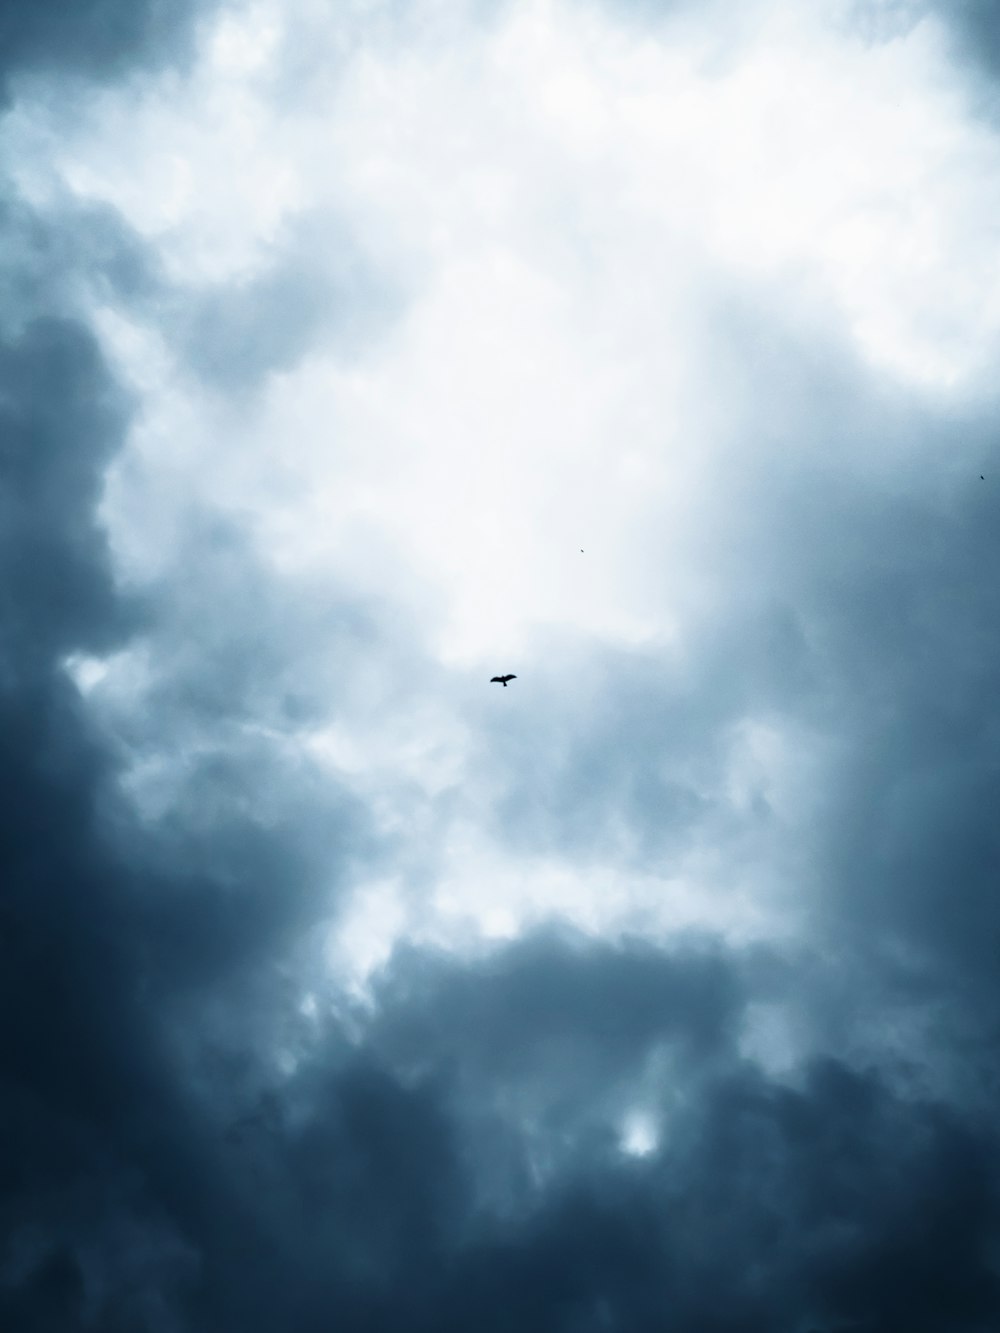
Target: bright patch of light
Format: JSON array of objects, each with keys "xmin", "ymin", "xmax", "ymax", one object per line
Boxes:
[
  {"xmin": 207, "ymin": 4, "xmax": 282, "ymax": 76},
  {"xmin": 325, "ymin": 879, "xmax": 409, "ymax": 998},
  {"xmin": 65, "ymin": 1, "xmax": 1000, "ymax": 559},
  {"xmin": 68, "ymin": 0, "xmax": 1000, "ymax": 679},
  {"xmin": 619, "ymin": 1108, "xmax": 659, "ymax": 1158},
  {"xmin": 321, "ymin": 822, "xmax": 805, "ymax": 995},
  {"xmin": 63, "ymin": 653, "xmax": 111, "ymax": 694}
]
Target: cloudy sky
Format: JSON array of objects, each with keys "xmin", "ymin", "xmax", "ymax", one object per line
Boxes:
[{"xmin": 3, "ymin": 0, "xmax": 1000, "ymax": 1328}]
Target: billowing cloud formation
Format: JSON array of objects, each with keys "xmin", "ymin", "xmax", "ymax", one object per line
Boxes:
[{"xmin": 2, "ymin": 1, "xmax": 1000, "ymax": 1329}]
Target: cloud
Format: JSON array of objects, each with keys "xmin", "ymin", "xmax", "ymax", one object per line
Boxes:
[
  {"xmin": 0, "ymin": 319, "xmax": 136, "ymax": 662},
  {"xmin": 928, "ymin": 0, "xmax": 1000, "ymax": 89},
  {"xmin": 153, "ymin": 937, "xmax": 1000, "ymax": 1333},
  {"xmin": 2, "ymin": 0, "xmax": 1000, "ymax": 1328},
  {"xmin": 0, "ymin": 0, "xmax": 218, "ymax": 104},
  {"xmin": 0, "ymin": 315, "xmax": 191, "ymax": 1328}
]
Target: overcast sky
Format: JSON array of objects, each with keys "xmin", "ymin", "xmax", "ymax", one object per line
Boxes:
[{"xmin": 2, "ymin": 0, "xmax": 1000, "ymax": 1328}]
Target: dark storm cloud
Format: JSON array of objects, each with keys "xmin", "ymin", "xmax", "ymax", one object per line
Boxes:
[
  {"xmin": 0, "ymin": 105, "xmax": 438, "ymax": 1326},
  {"xmin": 0, "ymin": 319, "xmax": 137, "ymax": 664},
  {"xmin": 0, "ymin": 312, "xmax": 379, "ymax": 1329},
  {"xmin": 157, "ymin": 934, "xmax": 1000, "ymax": 1333},
  {"xmin": 363, "ymin": 931, "xmax": 744, "ymax": 1204},
  {"xmin": 102, "ymin": 516, "xmax": 388, "ymax": 1002},
  {"xmin": 0, "ymin": 305, "xmax": 374, "ymax": 1330},
  {"xmin": 0, "ymin": 316, "xmax": 190, "ymax": 1327},
  {"xmin": 0, "ymin": 0, "xmax": 222, "ymax": 103},
  {"xmin": 425, "ymin": 1060, "xmax": 1000, "ymax": 1333},
  {"xmin": 374, "ymin": 930, "xmax": 742, "ymax": 1077}
]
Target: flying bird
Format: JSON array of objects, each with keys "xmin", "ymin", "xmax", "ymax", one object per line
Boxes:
[{"xmin": 491, "ymin": 674, "xmax": 517, "ymax": 687}]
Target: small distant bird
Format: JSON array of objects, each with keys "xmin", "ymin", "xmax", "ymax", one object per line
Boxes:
[
  {"xmin": 491, "ymin": 674, "xmax": 516, "ymax": 687},
  {"xmin": 580, "ymin": 548, "xmax": 584, "ymax": 552},
  {"xmin": 982, "ymin": 475, "xmax": 985, "ymax": 480}
]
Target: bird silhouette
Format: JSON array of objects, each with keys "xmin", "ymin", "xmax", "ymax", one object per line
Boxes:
[{"xmin": 491, "ymin": 674, "xmax": 517, "ymax": 687}]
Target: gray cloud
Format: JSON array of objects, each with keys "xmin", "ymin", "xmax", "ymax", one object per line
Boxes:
[
  {"xmin": 149, "ymin": 214, "xmax": 401, "ymax": 393},
  {"xmin": 147, "ymin": 938, "xmax": 1000, "ymax": 1333},
  {"xmin": 474, "ymin": 286, "xmax": 1000, "ymax": 1020},
  {"xmin": 0, "ymin": 319, "xmax": 137, "ymax": 665},
  {"xmin": 929, "ymin": 0, "xmax": 1000, "ymax": 86},
  {"xmin": 0, "ymin": 0, "xmax": 219, "ymax": 103},
  {"xmin": 3, "ymin": 1, "xmax": 1000, "ymax": 1329},
  {"xmin": 0, "ymin": 198, "xmax": 155, "ymax": 340}
]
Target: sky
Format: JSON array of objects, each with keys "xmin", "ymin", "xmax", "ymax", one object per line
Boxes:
[{"xmin": 2, "ymin": 0, "xmax": 1000, "ymax": 1328}]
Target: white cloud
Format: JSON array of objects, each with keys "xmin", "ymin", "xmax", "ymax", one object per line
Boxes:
[
  {"xmin": 619, "ymin": 1105, "xmax": 659, "ymax": 1156},
  {"xmin": 10, "ymin": 0, "xmax": 1000, "ymax": 980}
]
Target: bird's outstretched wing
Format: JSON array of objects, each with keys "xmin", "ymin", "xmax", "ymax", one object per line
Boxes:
[
  {"xmin": 503, "ymin": 674, "xmax": 516, "ymax": 682},
  {"xmin": 490, "ymin": 676, "xmax": 504, "ymax": 683}
]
